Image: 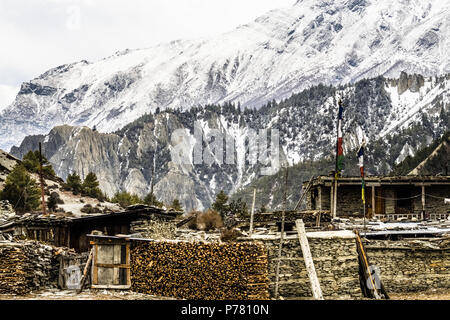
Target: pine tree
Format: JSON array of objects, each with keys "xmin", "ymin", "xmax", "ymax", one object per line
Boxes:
[
  {"xmin": 66, "ymin": 172, "xmax": 83, "ymax": 194},
  {"xmin": 82, "ymin": 172, "xmax": 102, "ymax": 199},
  {"xmin": 143, "ymin": 192, "xmax": 163, "ymax": 208},
  {"xmin": 0, "ymin": 164, "xmax": 41, "ymax": 212},
  {"xmin": 228, "ymin": 198, "xmax": 248, "ymax": 217},
  {"xmin": 170, "ymin": 199, "xmax": 183, "ymax": 211},
  {"xmin": 211, "ymin": 190, "xmax": 229, "ymax": 218},
  {"xmin": 22, "ymin": 150, "xmax": 56, "ymax": 177},
  {"xmin": 111, "ymin": 191, "xmax": 141, "ymax": 208}
]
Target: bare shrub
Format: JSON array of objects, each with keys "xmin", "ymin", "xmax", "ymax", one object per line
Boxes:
[{"xmin": 197, "ymin": 210, "xmax": 223, "ymax": 231}]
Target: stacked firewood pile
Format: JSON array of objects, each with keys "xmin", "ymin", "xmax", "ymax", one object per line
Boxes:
[
  {"xmin": 0, "ymin": 241, "xmax": 59, "ymax": 294},
  {"xmin": 131, "ymin": 241, "xmax": 269, "ymax": 300}
]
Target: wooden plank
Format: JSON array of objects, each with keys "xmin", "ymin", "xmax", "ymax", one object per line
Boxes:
[
  {"xmin": 295, "ymin": 219, "xmax": 324, "ymax": 300},
  {"xmin": 77, "ymin": 248, "xmax": 94, "ymax": 294},
  {"xmin": 113, "ymin": 267, "xmax": 119, "ymax": 285},
  {"xmin": 93, "ymin": 244, "xmax": 98, "ymax": 285},
  {"xmin": 126, "ymin": 243, "xmax": 131, "ymax": 286},
  {"xmin": 91, "ymin": 285, "xmax": 131, "ymax": 290},
  {"xmin": 113, "ymin": 244, "xmax": 121, "ymax": 264},
  {"xmin": 95, "ymin": 263, "xmax": 130, "ymax": 269}
]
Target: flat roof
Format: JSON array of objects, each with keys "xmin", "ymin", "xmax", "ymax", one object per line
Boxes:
[
  {"xmin": 305, "ymin": 175, "xmax": 450, "ymax": 187},
  {"xmin": 0, "ymin": 206, "xmax": 180, "ymax": 230}
]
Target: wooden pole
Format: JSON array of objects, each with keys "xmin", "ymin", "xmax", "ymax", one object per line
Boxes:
[
  {"xmin": 330, "ymin": 183, "xmax": 334, "ymax": 217},
  {"xmin": 77, "ymin": 248, "xmax": 94, "ymax": 294},
  {"xmin": 421, "ymin": 184, "xmax": 425, "ymax": 220},
  {"xmin": 333, "ymin": 178, "xmax": 338, "ymax": 218},
  {"xmin": 372, "ymin": 185, "xmax": 376, "ymax": 219},
  {"xmin": 274, "ymin": 167, "xmax": 289, "ymax": 299},
  {"xmin": 355, "ymin": 231, "xmax": 382, "ymax": 299},
  {"xmin": 249, "ymin": 188, "xmax": 256, "ymax": 236},
  {"xmin": 38, "ymin": 142, "xmax": 47, "ymax": 216},
  {"xmin": 296, "ymin": 219, "xmax": 324, "ymax": 300}
]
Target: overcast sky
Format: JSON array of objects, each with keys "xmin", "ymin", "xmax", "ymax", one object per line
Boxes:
[{"xmin": 0, "ymin": 0, "xmax": 294, "ymax": 109}]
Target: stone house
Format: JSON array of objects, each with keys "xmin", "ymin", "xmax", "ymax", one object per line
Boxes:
[
  {"xmin": 304, "ymin": 175, "xmax": 450, "ymax": 220},
  {"xmin": 0, "ymin": 205, "xmax": 181, "ymax": 252}
]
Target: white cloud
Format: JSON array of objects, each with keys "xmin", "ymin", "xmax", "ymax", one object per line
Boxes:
[
  {"xmin": 0, "ymin": 0, "xmax": 294, "ymax": 106},
  {"xmin": 0, "ymin": 0, "xmax": 294, "ymax": 84}
]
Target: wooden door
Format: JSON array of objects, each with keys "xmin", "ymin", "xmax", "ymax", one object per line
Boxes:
[
  {"xmin": 375, "ymin": 188, "xmax": 385, "ymax": 215},
  {"xmin": 92, "ymin": 242, "xmax": 131, "ymax": 289}
]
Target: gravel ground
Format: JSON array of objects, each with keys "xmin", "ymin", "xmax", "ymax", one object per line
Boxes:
[
  {"xmin": 1, "ymin": 289, "xmax": 448, "ymax": 300},
  {"xmin": 0, "ymin": 289, "xmax": 175, "ymax": 300},
  {"xmin": 389, "ymin": 289, "xmax": 450, "ymax": 300}
]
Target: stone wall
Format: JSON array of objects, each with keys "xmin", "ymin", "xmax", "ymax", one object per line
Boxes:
[
  {"xmin": 336, "ymin": 186, "xmax": 364, "ymax": 217},
  {"xmin": 307, "ymin": 186, "xmax": 331, "ymax": 211},
  {"xmin": 255, "ymin": 231, "xmax": 362, "ymax": 299},
  {"xmin": 130, "ymin": 219, "xmax": 176, "ymax": 240},
  {"xmin": 364, "ymin": 239, "xmax": 450, "ymax": 293},
  {"xmin": 0, "ymin": 241, "xmax": 60, "ymax": 294},
  {"xmin": 424, "ymin": 186, "xmax": 450, "ymax": 217}
]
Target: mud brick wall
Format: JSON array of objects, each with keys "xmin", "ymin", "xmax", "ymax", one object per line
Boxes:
[
  {"xmin": 0, "ymin": 241, "xmax": 59, "ymax": 294},
  {"xmin": 130, "ymin": 240, "xmax": 269, "ymax": 300},
  {"xmin": 130, "ymin": 219, "xmax": 176, "ymax": 240},
  {"xmin": 258, "ymin": 231, "xmax": 362, "ymax": 299},
  {"xmin": 364, "ymin": 241, "xmax": 450, "ymax": 293}
]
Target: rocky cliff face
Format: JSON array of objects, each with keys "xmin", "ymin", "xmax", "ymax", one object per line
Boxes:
[
  {"xmin": 0, "ymin": 150, "xmax": 21, "ymax": 190},
  {"xmin": 1, "ymin": 0, "xmax": 450, "ymax": 151},
  {"xmin": 10, "ymin": 73, "xmax": 450, "ymax": 211}
]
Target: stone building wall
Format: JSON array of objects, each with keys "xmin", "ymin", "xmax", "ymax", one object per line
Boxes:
[
  {"xmin": 425, "ymin": 186, "xmax": 450, "ymax": 216},
  {"xmin": 307, "ymin": 181, "xmax": 449, "ymax": 218},
  {"xmin": 320, "ymin": 186, "xmax": 331, "ymax": 211},
  {"xmin": 255, "ymin": 231, "xmax": 362, "ymax": 299},
  {"xmin": 336, "ymin": 186, "xmax": 364, "ymax": 216},
  {"xmin": 364, "ymin": 240, "xmax": 450, "ymax": 293}
]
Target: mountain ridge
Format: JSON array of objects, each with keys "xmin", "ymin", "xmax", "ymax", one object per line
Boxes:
[
  {"xmin": 10, "ymin": 72, "xmax": 449, "ymax": 211},
  {"xmin": 1, "ymin": 0, "xmax": 450, "ymax": 151}
]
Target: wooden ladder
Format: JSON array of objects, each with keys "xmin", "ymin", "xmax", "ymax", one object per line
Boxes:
[
  {"xmin": 294, "ymin": 176, "xmax": 314, "ymax": 211},
  {"xmin": 295, "ymin": 219, "xmax": 324, "ymax": 300}
]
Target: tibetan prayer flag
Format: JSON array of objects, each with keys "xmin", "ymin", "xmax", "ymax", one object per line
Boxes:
[
  {"xmin": 357, "ymin": 144, "xmax": 365, "ymax": 204},
  {"xmin": 335, "ymin": 100, "xmax": 344, "ymax": 178}
]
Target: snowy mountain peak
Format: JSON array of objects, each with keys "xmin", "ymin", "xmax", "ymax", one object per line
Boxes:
[{"xmin": 1, "ymin": 0, "xmax": 450, "ymax": 151}]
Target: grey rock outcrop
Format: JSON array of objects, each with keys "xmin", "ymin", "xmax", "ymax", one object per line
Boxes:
[{"xmin": 396, "ymin": 71, "xmax": 425, "ymax": 95}]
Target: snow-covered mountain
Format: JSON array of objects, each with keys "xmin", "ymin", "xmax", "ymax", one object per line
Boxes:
[
  {"xmin": 1, "ymin": 0, "xmax": 450, "ymax": 151},
  {"xmin": 10, "ymin": 72, "xmax": 450, "ymax": 211}
]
